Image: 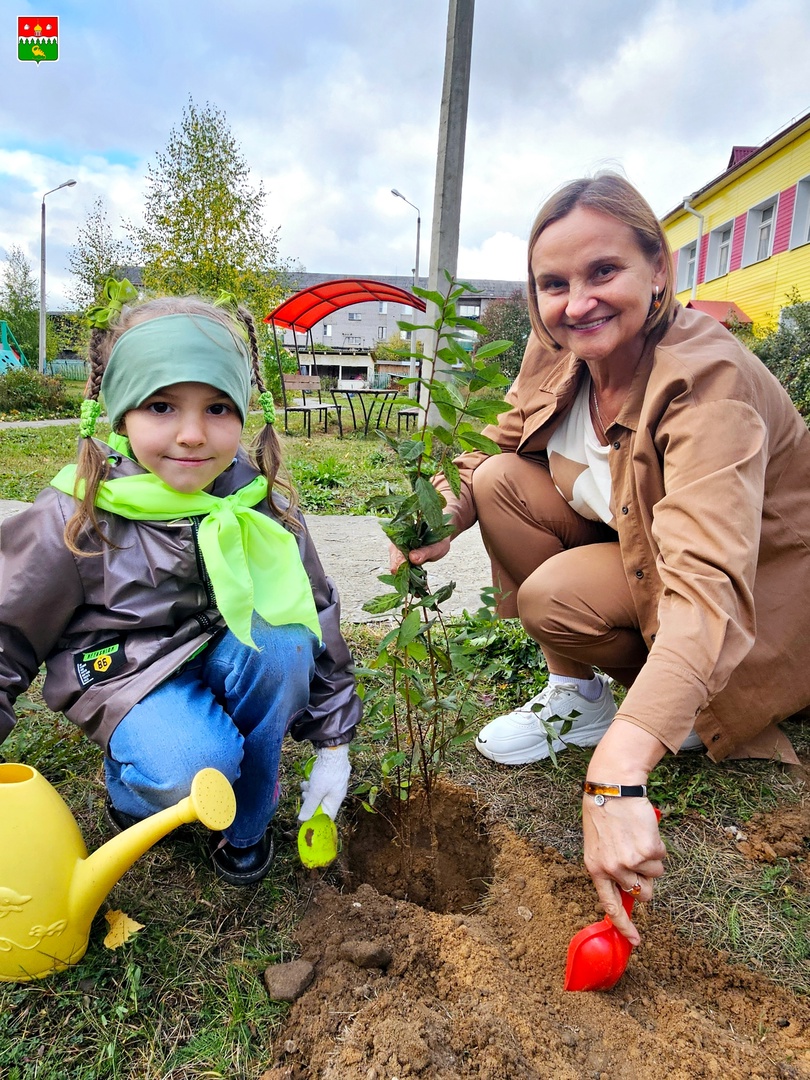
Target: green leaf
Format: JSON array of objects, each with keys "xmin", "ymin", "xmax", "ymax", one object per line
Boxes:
[
  {"xmin": 432, "ymin": 399, "xmax": 460, "ymax": 426},
  {"xmin": 475, "ymin": 339, "xmax": 513, "ymax": 359},
  {"xmin": 457, "ymin": 431, "xmax": 503, "ymax": 455},
  {"xmin": 398, "ymin": 320, "xmax": 432, "ymax": 333},
  {"xmin": 414, "ymin": 476, "xmax": 446, "ymax": 531},
  {"xmin": 412, "ymin": 285, "xmax": 447, "ymax": 307},
  {"xmin": 430, "ymin": 582, "xmax": 456, "ymax": 605},
  {"xmin": 399, "ymin": 439, "xmax": 426, "ymax": 464},
  {"xmin": 455, "ymin": 316, "xmax": 489, "ymax": 335},
  {"xmin": 430, "ymin": 425, "xmax": 455, "ymax": 447},
  {"xmin": 397, "ymin": 609, "xmax": 423, "ymax": 647},
  {"xmin": 443, "ymin": 457, "xmax": 461, "ymax": 498},
  {"xmin": 381, "ymin": 750, "xmax": 407, "ymax": 776},
  {"xmin": 405, "ymin": 639, "xmax": 429, "ymax": 662},
  {"xmin": 362, "ymin": 592, "xmax": 405, "ymax": 614},
  {"xmin": 462, "ymin": 398, "xmax": 511, "ymax": 421}
]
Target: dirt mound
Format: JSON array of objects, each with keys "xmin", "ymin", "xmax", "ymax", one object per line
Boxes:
[
  {"xmin": 737, "ymin": 804, "xmax": 810, "ymax": 881},
  {"xmin": 260, "ymin": 780, "xmax": 810, "ymax": 1079}
]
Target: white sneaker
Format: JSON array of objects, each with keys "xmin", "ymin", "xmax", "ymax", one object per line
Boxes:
[
  {"xmin": 680, "ymin": 729, "xmax": 704, "ymax": 751},
  {"xmin": 475, "ymin": 675, "xmax": 617, "ymax": 765}
]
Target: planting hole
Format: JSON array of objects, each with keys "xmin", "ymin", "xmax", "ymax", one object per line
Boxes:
[{"xmin": 344, "ymin": 780, "xmax": 494, "ymax": 914}]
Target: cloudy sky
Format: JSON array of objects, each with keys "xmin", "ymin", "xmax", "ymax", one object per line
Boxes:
[{"xmin": 2, "ymin": 0, "xmax": 809, "ymax": 310}]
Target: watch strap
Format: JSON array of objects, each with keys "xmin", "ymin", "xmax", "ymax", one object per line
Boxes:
[{"xmin": 583, "ymin": 781, "xmax": 648, "ymax": 800}]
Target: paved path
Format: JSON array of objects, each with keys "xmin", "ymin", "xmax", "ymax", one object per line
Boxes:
[{"xmin": 0, "ymin": 500, "xmax": 492, "ymax": 623}]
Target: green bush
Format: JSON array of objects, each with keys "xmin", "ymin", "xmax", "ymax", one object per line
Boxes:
[
  {"xmin": 0, "ymin": 369, "xmax": 76, "ymax": 419},
  {"xmin": 736, "ymin": 290, "xmax": 810, "ymax": 421}
]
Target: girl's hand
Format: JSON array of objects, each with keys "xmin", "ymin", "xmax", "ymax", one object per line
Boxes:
[
  {"xmin": 298, "ymin": 744, "xmax": 351, "ymax": 821},
  {"xmin": 582, "ymin": 795, "xmax": 665, "ymax": 945},
  {"xmin": 388, "ymin": 538, "xmax": 452, "ymax": 573}
]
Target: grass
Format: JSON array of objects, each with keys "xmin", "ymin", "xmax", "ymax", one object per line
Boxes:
[
  {"xmin": 0, "ymin": 687, "xmax": 313, "ymax": 1080},
  {"xmin": 0, "ymin": 416, "xmax": 808, "ymax": 1076}
]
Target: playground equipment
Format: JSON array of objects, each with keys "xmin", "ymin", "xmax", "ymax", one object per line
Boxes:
[{"xmin": 0, "ymin": 321, "xmax": 28, "ymax": 373}]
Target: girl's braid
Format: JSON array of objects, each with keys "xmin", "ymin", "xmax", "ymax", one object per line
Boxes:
[
  {"xmin": 64, "ymin": 326, "xmax": 115, "ymax": 554},
  {"xmin": 86, "ymin": 328, "xmax": 107, "ymax": 401},
  {"xmin": 237, "ymin": 304, "xmax": 266, "ymax": 391},
  {"xmin": 235, "ymin": 303, "xmax": 300, "ymax": 527}
]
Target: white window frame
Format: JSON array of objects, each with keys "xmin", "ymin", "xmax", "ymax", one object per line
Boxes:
[
  {"xmin": 458, "ymin": 302, "xmax": 480, "ymax": 317},
  {"xmin": 742, "ymin": 196, "xmax": 778, "ymax": 266},
  {"xmin": 790, "ymin": 176, "xmax": 810, "ymax": 248},
  {"xmin": 347, "ymin": 312, "xmax": 361, "ymax": 322},
  {"xmin": 705, "ymin": 222, "xmax": 734, "ymax": 280},
  {"xmin": 377, "ymin": 325, "xmax": 385, "ymax": 339},
  {"xmin": 677, "ymin": 242, "xmax": 697, "ymax": 292},
  {"xmin": 378, "ymin": 301, "xmax": 388, "ymax": 314},
  {"xmin": 323, "ymin": 323, "xmax": 332, "ymax": 338}
]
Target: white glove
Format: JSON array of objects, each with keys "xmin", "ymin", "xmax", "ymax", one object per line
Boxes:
[{"xmin": 298, "ymin": 744, "xmax": 351, "ymax": 821}]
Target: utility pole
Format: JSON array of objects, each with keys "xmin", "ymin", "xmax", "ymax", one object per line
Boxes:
[{"xmin": 423, "ymin": 0, "xmax": 474, "ymax": 421}]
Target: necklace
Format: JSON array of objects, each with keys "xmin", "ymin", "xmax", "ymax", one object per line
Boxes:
[{"xmin": 590, "ymin": 383, "xmax": 608, "ymax": 440}]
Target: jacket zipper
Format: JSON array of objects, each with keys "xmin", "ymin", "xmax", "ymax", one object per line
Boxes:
[{"xmin": 191, "ymin": 517, "xmax": 218, "ymax": 630}]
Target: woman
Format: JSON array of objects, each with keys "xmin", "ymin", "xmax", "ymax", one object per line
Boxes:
[{"xmin": 393, "ymin": 172, "xmax": 810, "ymax": 942}]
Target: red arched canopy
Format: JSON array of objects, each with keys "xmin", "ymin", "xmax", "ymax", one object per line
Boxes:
[{"xmin": 264, "ymin": 277, "xmax": 426, "ymax": 333}]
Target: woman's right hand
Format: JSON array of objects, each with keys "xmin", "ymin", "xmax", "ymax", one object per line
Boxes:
[{"xmin": 388, "ymin": 538, "xmax": 452, "ymax": 573}]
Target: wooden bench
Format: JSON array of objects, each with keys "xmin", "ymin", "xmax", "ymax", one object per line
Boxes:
[{"xmin": 281, "ymin": 375, "xmax": 343, "ymax": 437}]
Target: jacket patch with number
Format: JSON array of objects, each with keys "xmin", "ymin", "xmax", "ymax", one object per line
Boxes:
[{"xmin": 74, "ymin": 640, "xmax": 126, "ymax": 687}]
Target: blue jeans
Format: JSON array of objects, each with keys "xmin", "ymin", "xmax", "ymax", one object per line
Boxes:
[{"xmin": 104, "ymin": 619, "xmax": 320, "ymax": 846}]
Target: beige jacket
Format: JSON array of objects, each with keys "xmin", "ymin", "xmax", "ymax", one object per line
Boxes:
[{"xmin": 442, "ymin": 305, "xmax": 810, "ymax": 762}]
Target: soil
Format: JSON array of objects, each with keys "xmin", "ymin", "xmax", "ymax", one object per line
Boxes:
[{"xmin": 260, "ymin": 774, "xmax": 810, "ymax": 1080}]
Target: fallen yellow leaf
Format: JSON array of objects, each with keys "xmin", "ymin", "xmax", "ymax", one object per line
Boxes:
[{"xmin": 103, "ymin": 909, "xmax": 144, "ymax": 950}]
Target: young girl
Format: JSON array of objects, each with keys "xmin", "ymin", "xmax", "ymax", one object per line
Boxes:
[{"xmin": 0, "ymin": 284, "xmax": 361, "ymax": 886}]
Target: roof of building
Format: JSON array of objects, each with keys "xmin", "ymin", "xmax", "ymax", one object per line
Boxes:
[
  {"xmin": 726, "ymin": 146, "xmax": 758, "ymax": 169},
  {"xmin": 686, "ymin": 300, "xmax": 752, "ymax": 326},
  {"xmin": 662, "ymin": 107, "xmax": 810, "ymax": 221}
]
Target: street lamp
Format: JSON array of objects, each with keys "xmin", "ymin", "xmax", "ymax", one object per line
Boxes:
[
  {"xmin": 39, "ymin": 178, "xmax": 77, "ymax": 374},
  {"xmin": 391, "ymin": 188, "xmax": 421, "ymax": 395}
]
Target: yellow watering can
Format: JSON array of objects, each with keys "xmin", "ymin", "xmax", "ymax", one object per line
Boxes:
[{"xmin": 0, "ymin": 762, "xmax": 236, "ymax": 983}]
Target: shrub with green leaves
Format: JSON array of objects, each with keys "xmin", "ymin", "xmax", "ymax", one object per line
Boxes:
[
  {"xmin": 747, "ymin": 290, "xmax": 810, "ymax": 420},
  {"xmin": 0, "ymin": 369, "xmax": 76, "ymax": 419},
  {"xmin": 357, "ymin": 275, "xmax": 513, "ymax": 811}
]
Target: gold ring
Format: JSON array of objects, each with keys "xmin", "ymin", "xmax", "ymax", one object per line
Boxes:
[{"xmin": 630, "ymin": 879, "xmax": 642, "ymax": 896}]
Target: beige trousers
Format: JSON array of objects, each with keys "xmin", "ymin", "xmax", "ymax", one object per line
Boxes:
[{"xmin": 471, "ymin": 453, "xmax": 648, "ymax": 688}]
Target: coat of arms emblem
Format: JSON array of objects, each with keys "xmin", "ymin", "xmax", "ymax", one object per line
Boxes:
[{"xmin": 18, "ymin": 17, "xmax": 59, "ymax": 63}]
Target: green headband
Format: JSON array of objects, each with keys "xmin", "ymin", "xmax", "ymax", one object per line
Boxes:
[{"xmin": 101, "ymin": 314, "xmax": 252, "ymax": 431}]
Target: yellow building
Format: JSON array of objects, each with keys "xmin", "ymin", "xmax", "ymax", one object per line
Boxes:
[{"xmin": 662, "ymin": 109, "xmax": 810, "ymax": 331}]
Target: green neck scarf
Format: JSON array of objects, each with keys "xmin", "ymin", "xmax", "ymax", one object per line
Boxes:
[{"xmin": 51, "ymin": 461, "xmax": 321, "ymax": 649}]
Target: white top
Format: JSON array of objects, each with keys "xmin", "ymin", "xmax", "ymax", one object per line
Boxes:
[{"xmin": 546, "ymin": 378, "xmax": 616, "ymax": 528}]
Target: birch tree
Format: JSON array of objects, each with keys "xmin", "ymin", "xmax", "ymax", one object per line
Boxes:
[
  {"xmin": 131, "ymin": 97, "xmax": 288, "ymax": 326},
  {"xmin": 67, "ymin": 197, "xmax": 132, "ymax": 308}
]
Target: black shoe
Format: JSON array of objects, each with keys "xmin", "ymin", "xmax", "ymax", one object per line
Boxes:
[
  {"xmin": 210, "ymin": 829, "xmax": 275, "ymax": 886},
  {"xmin": 105, "ymin": 795, "xmax": 145, "ymax": 833}
]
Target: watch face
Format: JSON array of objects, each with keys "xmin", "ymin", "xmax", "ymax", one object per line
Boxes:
[{"xmin": 594, "ymin": 793, "xmax": 606, "ymax": 806}]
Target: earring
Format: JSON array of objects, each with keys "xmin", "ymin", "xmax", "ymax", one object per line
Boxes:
[{"xmin": 652, "ymin": 285, "xmax": 661, "ymax": 311}]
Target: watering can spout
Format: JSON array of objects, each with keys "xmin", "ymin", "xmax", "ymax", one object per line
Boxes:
[{"xmin": 72, "ymin": 769, "xmax": 237, "ymax": 922}]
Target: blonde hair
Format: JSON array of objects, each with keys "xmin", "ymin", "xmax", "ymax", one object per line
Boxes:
[
  {"xmin": 526, "ymin": 171, "xmax": 676, "ymax": 350},
  {"xmin": 66, "ymin": 295, "xmax": 298, "ymax": 554}
]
